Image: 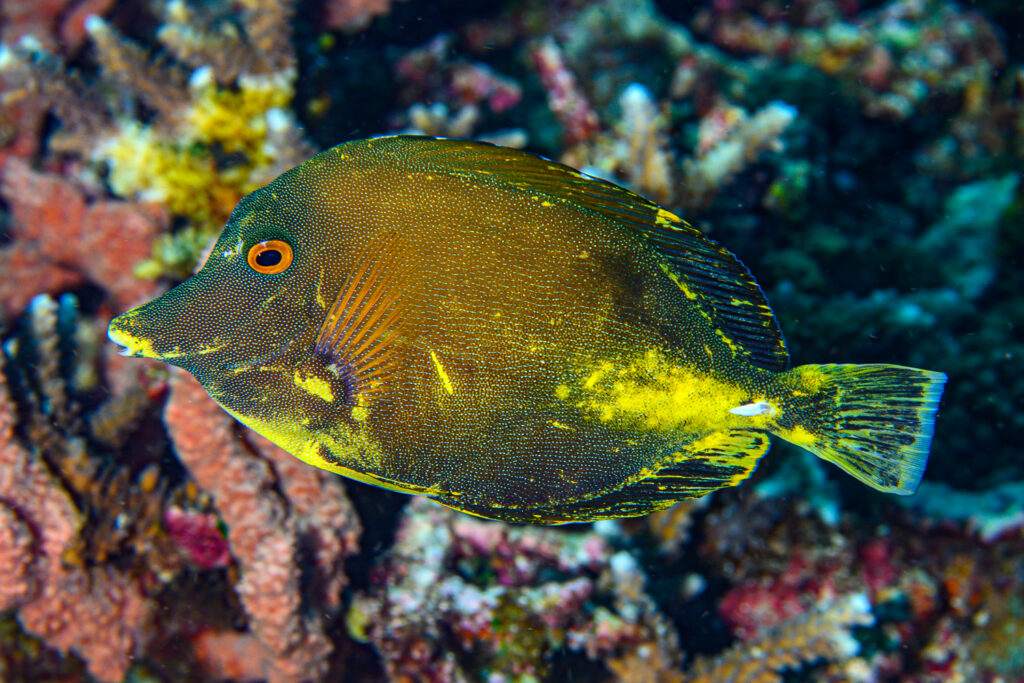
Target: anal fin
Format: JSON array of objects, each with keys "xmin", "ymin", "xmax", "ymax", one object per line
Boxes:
[{"xmin": 436, "ymin": 430, "xmax": 770, "ymax": 524}]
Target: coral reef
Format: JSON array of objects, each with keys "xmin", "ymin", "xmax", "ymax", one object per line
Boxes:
[
  {"xmin": 698, "ymin": 487, "xmax": 1024, "ymax": 681},
  {"xmin": 0, "ymin": 294, "xmax": 361, "ymax": 681},
  {"xmin": 697, "ymin": 0, "xmax": 1007, "ymax": 121},
  {"xmin": 165, "ymin": 370, "xmax": 359, "ymax": 682},
  {"xmin": 349, "ymin": 497, "xmax": 681, "ymax": 681},
  {"xmin": 0, "ymin": 303, "xmax": 152, "ymax": 682},
  {"xmin": 681, "ymin": 594, "xmax": 874, "ymax": 683},
  {"xmin": 2, "ymin": 0, "xmax": 1023, "ymax": 680},
  {"xmin": 0, "ymin": 158, "xmax": 166, "ymax": 319},
  {"xmin": 1, "ymin": 0, "xmax": 312, "ymax": 280}
]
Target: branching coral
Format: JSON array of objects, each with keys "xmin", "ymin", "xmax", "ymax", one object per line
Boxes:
[
  {"xmin": 699, "ymin": 489, "xmax": 1024, "ymax": 681},
  {"xmin": 0, "ymin": 0, "xmax": 312, "ymax": 279},
  {"xmin": 0, "ymin": 291, "xmax": 360, "ymax": 683},
  {"xmin": 531, "ymin": 36, "xmax": 601, "ymax": 146},
  {"xmin": 0, "ymin": 314, "xmax": 152, "ymax": 682},
  {"xmin": 392, "ymin": 34, "xmax": 525, "ymax": 143},
  {"xmin": 681, "ymin": 594, "xmax": 873, "ymax": 683},
  {"xmin": 164, "ymin": 370, "xmax": 360, "ymax": 682},
  {"xmin": 561, "ymin": 81, "xmax": 796, "ymax": 212}
]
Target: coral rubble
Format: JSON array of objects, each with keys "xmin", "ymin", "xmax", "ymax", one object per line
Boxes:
[{"xmin": 349, "ymin": 497, "xmax": 681, "ymax": 681}]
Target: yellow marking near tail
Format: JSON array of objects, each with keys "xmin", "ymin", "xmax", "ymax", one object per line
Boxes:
[
  {"xmin": 429, "ymin": 349, "xmax": 455, "ymax": 395},
  {"xmin": 785, "ymin": 424, "xmax": 817, "ymax": 448},
  {"xmin": 577, "ymin": 349, "xmax": 749, "ymax": 433}
]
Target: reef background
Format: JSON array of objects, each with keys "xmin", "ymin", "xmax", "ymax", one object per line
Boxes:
[{"xmin": 1, "ymin": 0, "xmax": 1023, "ymax": 681}]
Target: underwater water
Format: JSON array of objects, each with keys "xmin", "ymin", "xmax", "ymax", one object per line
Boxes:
[{"xmin": 1, "ymin": 0, "xmax": 1023, "ymax": 680}]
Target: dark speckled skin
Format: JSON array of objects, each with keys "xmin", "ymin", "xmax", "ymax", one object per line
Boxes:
[{"xmin": 108, "ymin": 136, "xmax": 944, "ymax": 523}]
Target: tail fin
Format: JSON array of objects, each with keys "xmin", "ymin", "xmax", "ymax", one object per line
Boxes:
[{"xmin": 772, "ymin": 364, "xmax": 946, "ymax": 495}]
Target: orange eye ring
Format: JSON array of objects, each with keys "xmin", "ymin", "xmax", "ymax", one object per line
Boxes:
[{"xmin": 247, "ymin": 240, "xmax": 293, "ymax": 274}]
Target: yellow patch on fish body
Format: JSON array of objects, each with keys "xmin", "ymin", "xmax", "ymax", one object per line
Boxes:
[
  {"xmin": 294, "ymin": 371, "xmax": 334, "ymax": 403},
  {"xmin": 572, "ymin": 349, "xmax": 760, "ymax": 433},
  {"xmin": 108, "ymin": 135, "xmax": 946, "ymax": 524}
]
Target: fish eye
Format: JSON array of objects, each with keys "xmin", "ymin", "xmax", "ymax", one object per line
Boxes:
[{"xmin": 247, "ymin": 240, "xmax": 293, "ymax": 275}]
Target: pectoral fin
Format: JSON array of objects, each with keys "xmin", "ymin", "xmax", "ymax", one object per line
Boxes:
[{"xmin": 314, "ymin": 234, "xmax": 411, "ymax": 401}]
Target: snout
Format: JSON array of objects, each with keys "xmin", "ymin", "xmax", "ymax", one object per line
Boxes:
[
  {"xmin": 106, "ymin": 274, "xmax": 230, "ymax": 368},
  {"xmin": 107, "ymin": 305, "xmax": 189, "ymax": 361},
  {"xmin": 108, "ymin": 307, "xmax": 157, "ymax": 359}
]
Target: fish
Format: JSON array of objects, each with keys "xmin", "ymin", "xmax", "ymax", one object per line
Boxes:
[{"xmin": 107, "ymin": 135, "xmax": 947, "ymax": 524}]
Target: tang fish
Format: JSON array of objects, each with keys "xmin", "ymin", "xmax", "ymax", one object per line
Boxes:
[{"xmin": 108, "ymin": 135, "xmax": 946, "ymax": 524}]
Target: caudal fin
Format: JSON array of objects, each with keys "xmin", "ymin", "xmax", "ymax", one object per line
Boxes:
[{"xmin": 773, "ymin": 364, "xmax": 946, "ymax": 495}]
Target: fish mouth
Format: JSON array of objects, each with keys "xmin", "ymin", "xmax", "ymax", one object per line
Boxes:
[
  {"xmin": 107, "ymin": 309, "xmax": 206, "ymax": 362},
  {"xmin": 107, "ymin": 314, "xmax": 161, "ymax": 359}
]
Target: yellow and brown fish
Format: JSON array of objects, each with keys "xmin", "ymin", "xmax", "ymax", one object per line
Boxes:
[{"xmin": 108, "ymin": 136, "xmax": 946, "ymax": 524}]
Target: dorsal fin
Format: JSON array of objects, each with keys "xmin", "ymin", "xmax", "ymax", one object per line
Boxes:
[
  {"xmin": 314, "ymin": 234, "xmax": 409, "ymax": 401},
  {"xmin": 359, "ymin": 135, "xmax": 790, "ymax": 372}
]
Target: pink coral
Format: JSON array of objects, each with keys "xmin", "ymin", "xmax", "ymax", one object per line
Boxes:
[
  {"xmin": 0, "ymin": 502, "xmax": 34, "ymax": 610},
  {"xmin": 323, "ymin": 0, "xmax": 405, "ymax": 32},
  {"xmin": 163, "ymin": 506, "xmax": 231, "ymax": 570},
  {"xmin": 0, "ymin": 158, "xmax": 166, "ymax": 318},
  {"xmin": 531, "ymin": 37, "xmax": 600, "ymax": 145},
  {"xmin": 352, "ymin": 497, "xmax": 677, "ymax": 680},
  {"xmin": 245, "ymin": 430, "xmax": 360, "ymax": 608},
  {"xmin": 0, "ymin": 356, "xmax": 152, "ymax": 682},
  {"xmin": 164, "ymin": 369, "xmax": 360, "ymax": 682},
  {"xmin": 449, "ymin": 62, "xmax": 522, "ymax": 114},
  {"xmin": 18, "ymin": 565, "xmax": 151, "ymax": 682}
]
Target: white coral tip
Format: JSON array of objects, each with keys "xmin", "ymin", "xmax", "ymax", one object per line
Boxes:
[
  {"xmin": 83, "ymin": 15, "xmax": 107, "ymax": 35},
  {"xmin": 188, "ymin": 65, "xmax": 214, "ymax": 90}
]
